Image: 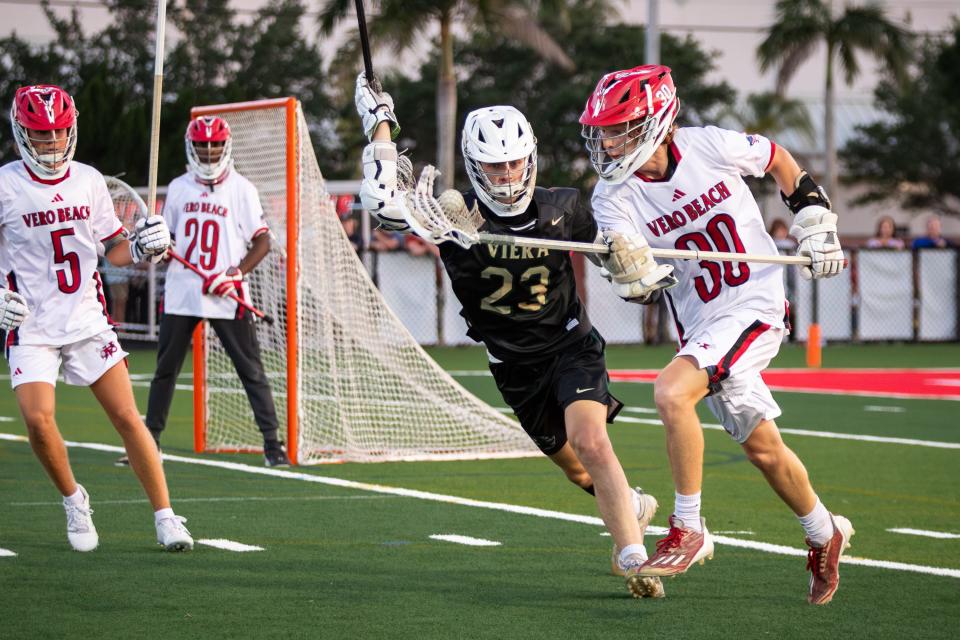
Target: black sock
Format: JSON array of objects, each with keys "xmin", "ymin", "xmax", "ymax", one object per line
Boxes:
[{"xmin": 581, "ymin": 484, "xmax": 596, "ymax": 496}]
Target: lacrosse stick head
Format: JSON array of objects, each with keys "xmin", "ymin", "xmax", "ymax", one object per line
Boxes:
[
  {"xmin": 104, "ymin": 175, "xmax": 148, "ymax": 232},
  {"xmin": 404, "ymin": 165, "xmax": 481, "ymax": 250}
]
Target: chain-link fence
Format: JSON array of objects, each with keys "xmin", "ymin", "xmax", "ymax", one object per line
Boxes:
[{"xmin": 110, "ymin": 187, "xmax": 958, "ymax": 347}]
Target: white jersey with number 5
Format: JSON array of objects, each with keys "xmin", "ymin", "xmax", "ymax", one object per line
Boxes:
[
  {"xmin": 162, "ymin": 171, "xmax": 269, "ymax": 319},
  {"xmin": 591, "ymin": 126, "xmax": 787, "ymax": 343},
  {"xmin": 0, "ymin": 161, "xmax": 123, "ymax": 346}
]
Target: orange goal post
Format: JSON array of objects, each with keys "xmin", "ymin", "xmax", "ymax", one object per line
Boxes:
[{"xmin": 188, "ymin": 97, "xmax": 538, "ymax": 464}]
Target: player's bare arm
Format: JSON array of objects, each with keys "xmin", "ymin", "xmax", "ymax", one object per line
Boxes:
[{"xmin": 237, "ymin": 231, "xmax": 271, "ymax": 275}]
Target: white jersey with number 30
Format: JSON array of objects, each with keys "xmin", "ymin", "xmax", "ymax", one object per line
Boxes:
[
  {"xmin": 162, "ymin": 170, "xmax": 269, "ymax": 319},
  {"xmin": 591, "ymin": 126, "xmax": 786, "ymax": 342},
  {"xmin": 0, "ymin": 161, "xmax": 123, "ymax": 346}
]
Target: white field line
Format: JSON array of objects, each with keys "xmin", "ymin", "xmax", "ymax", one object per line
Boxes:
[
  {"xmin": 864, "ymin": 406, "xmax": 906, "ymax": 413},
  {"xmin": 887, "ymin": 528, "xmax": 960, "ymax": 540},
  {"xmin": 614, "ymin": 415, "xmax": 960, "ymax": 450},
  {"xmin": 1, "ymin": 432, "xmax": 957, "ymax": 580},
  {"xmin": 0, "ymin": 548, "xmax": 16, "ymax": 557},
  {"xmin": 429, "ymin": 534, "xmax": 501, "ymax": 547},
  {"xmin": 197, "ymin": 539, "xmax": 264, "ymax": 552},
  {"xmin": 0, "ymin": 416, "xmax": 14, "ymax": 422}
]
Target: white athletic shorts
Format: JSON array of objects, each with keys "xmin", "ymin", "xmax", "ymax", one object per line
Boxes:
[
  {"xmin": 7, "ymin": 329, "xmax": 129, "ymax": 388},
  {"xmin": 676, "ymin": 317, "xmax": 784, "ymax": 443}
]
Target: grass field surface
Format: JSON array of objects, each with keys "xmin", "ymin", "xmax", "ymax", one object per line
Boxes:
[{"xmin": 0, "ymin": 343, "xmax": 957, "ymax": 639}]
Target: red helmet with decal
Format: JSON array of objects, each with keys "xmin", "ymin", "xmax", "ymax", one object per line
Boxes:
[
  {"xmin": 185, "ymin": 115, "xmax": 232, "ymax": 182},
  {"xmin": 579, "ymin": 65, "xmax": 680, "ymax": 183},
  {"xmin": 10, "ymin": 85, "xmax": 78, "ymax": 179}
]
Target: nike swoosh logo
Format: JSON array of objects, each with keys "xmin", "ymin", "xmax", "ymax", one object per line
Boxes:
[
  {"xmin": 551, "ymin": 216, "xmax": 564, "ymax": 226},
  {"xmin": 576, "ymin": 387, "xmax": 595, "ymax": 394}
]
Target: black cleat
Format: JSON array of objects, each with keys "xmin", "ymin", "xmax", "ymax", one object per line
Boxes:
[{"xmin": 264, "ymin": 443, "xmax": 291, "ymax": 468}]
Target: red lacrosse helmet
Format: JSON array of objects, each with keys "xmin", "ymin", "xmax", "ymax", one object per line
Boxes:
[
  {"xmin": 579, "ymin": 65, "xmax": 680, "ymax": 183},
  {"xmin": 185, "ymin": 116, "xmax": 232, "ymax": 182},
  {"xmin": 10, "ymin": 85, "xmax": 78, "ymax": 179}
]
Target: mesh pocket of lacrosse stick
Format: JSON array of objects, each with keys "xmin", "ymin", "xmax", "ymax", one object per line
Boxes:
[{"xmin": 405, "ymin": 165, "xmax": 483, "ymax": 249}]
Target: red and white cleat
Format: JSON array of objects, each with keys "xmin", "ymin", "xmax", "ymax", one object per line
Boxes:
[
  {"xmin": 806, "ymin": 514, "xmax": 855, "ymax": 605},
  {"xmin": 635, "ymin": 515, "xmax": 714, "ymax": 577}
]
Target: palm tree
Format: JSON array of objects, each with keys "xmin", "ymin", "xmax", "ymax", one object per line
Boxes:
[
  {"xmin": 319, "ymin": 0, "xmax": 576, "ymax": 190},
  {"xmin": 727, "ymin": 92, "xmax": 816, "ymax": 145},
  {"xmin": 757, "ymin": 0, "xmax": 912, "ymax": 200}
]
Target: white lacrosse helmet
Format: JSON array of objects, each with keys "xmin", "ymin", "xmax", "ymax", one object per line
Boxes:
[{"xmin": 461, "ymin": 106, "xmax": 538, "ymax": 218}]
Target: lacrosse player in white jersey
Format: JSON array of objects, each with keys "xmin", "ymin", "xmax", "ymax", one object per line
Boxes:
[
  {"xmin": 131, "ymin": 116, "xmax": 288, "ymax": 468},
  {"xmin": 356, "ymin": 73, "xmax": 667, "ymax": 599},
  {"xmin": 0, "ymin": 84, "xmax": 193, "ymax": 552},
  {"xmin": 579, "ymin": 65, "xmax": 852, "ymax": 605}
]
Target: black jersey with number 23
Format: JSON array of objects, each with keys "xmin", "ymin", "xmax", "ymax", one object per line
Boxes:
[{"xmin": 439, "ymin": 186, "xmax": 598, "ymax": 363}]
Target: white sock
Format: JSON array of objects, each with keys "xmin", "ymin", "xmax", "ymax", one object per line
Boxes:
[
  {"xmin": 798, "ymin": 498, "xmax": 833, "ymax": 547},
  {"xmin": 618, "ymin": 543, "xmax": 648, "ymax": 568},
  {"xmin": 630, "ymin": 488, "xmax": 641, "ymax": 516},
  {"xmin": 154, "ymin": 507, "xmax": 175, "ymax": 524},
  {"xmin": 674, "ymin": 491, "xmax": 702, "ymax": 532},
  {"xmin": 63, "ymin": 486, "xmax": 85, "ymax": 505}
]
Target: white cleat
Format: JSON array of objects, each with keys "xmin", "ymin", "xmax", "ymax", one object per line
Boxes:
[
  {"xmin": 156, "ymin": 515, "xmax": 194, "ymax": 552},
  {"xmin": 612, "ymin": 488, "xmax": 659, "ymax": 577},
  {"xmin": 63, "ymin": 485, "xmax": 98, "ymax": 552}
]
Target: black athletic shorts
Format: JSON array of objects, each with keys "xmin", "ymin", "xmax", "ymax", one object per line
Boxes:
[{"xmin": 489, "ymin": 329, "xmax": 624, "ymax": 455}]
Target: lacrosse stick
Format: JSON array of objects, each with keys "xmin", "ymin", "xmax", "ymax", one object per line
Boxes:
[
  {"xmin": 405, "ymin": 165, "xmax": 814, "ymax": 267},
  {"xmin": 104, "ymin": 176, "xmax": 274, "ymax": 324},
  {"xmin": 354, "ymin": 0, "xmax": 380, "ymax": 93}
]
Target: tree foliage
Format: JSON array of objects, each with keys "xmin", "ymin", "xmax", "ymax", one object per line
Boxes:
[
  {"xmin": 0, "ymin": 0, "xmax": 334, "ymax": 184},
  {"xmin": 842, "ymin": 23, "xmax": 960, "ymax": 216},
  {"xmin": 388, "ymin": 0, "xmax": 734, "ymax": 190}
]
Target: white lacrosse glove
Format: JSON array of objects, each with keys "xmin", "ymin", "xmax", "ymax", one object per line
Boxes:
[
  {"xmin": 0, "ymin": 289, "xmax": 29, "ymax": 331},
  {"xmin": 789, "ymin": 205, "xmax": 844, "ymax": 280},
  {"xmin": 130, "ymin": 215, "xmax": 171, "ymax": 264},
  {"xmin": 355, "ymin": 72, "xmax": 399, "ymax": 141},
  {"xmin": 359, "ymin": 141, "xmax": 411, "ymax": 233},
  {"xmin": 601, "ymin": 230, "xmax": 678, "ymax": 303},
  {"xmin": 202, "ymin": 266, "xmax": 243, "ymax": 298}
]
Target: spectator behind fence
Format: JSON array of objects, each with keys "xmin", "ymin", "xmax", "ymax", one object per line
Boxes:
[
  {"xmin": 866, "ymin": 215, "xmax": 904, "ymax": 249},
  {"xmin": 335, "ymin": 194, "xmax": 361, "ymax": 252},
  {"xmin": 370, "ymin": 227, "xmax": 402, "ymax": 252},
  {"xmin": 912, "ymin": 214, "xmax": 955, "ymax": 249},
  {"xmin": 405, "ymin": 232, "xmax": 440, "ymax": 258},
  {"xmin": 768, "ymin": 218, "xmax": 796, "ymax": 252}
]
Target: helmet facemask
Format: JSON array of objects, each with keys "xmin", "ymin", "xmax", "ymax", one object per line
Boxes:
[
  {"xmin": 461, "ymin": 106, "xmax": 538, "ymax": 219},
  {"xmin": 464, "ymin": 151, "xmax": 537, "ymax": 217},
  {"xmin": 581, "ymin": 97, "xmax": 678, "ymax": 184},
  {"xmin": 185, "ymin": 116, "xmax": 232, "ymax": 183},
  {"xmin": 10, "ymin": 85, "xmax": 78, "ymax": 180}
]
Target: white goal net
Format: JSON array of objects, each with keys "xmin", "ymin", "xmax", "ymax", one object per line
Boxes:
[{"xmin": 190, "ymin": 98, "xmax": 537, "ymax": 464}]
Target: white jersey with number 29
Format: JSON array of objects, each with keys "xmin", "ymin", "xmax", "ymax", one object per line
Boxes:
[
  {"xmin": 0, "ymin": 161, "xmax": 123, "ymax": 346},
  {"xmin": 162, "ymin": 170, "xmax": 269, "ymax": 319},
  {"xmin": 591, "ymin": 126, "xmax": 786, "ymax": 343}
]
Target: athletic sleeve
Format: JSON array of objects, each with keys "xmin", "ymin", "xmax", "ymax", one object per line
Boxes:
[
  {"xmin": 237, "ymin": 180, "xmax": 269, "ymax": 242},
  {"xmin": 161, "ymin": 183, "xmax": 178, "ymax": 239},
  {"xmin": 91, "ymin": 173, "xmax": 124, "ymax": 243},
  {"xmin": 703, "ymin": 125, "xmax": 775, "ymax": 178}
]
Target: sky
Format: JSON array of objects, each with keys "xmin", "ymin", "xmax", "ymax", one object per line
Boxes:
[{"xmin": 5, "ymin": 0, "xmax": 956, "ymax": 99}]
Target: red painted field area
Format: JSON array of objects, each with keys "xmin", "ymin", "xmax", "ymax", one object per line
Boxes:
[{"xmin": 609, "ymin": 369, "xmax": 960, "ymax": 401}]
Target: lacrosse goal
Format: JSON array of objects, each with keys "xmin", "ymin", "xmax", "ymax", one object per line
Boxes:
[{"xmin": 189, "ymin": 97, "xmax": 537, "ymax": 464}]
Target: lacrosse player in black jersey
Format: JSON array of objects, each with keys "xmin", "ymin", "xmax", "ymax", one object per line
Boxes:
[{"xmin": 355, "ymin": 73, "xmax": 677, "ymax": 599}]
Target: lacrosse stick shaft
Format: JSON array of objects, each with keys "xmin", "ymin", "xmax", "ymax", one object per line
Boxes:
[
  {"xmin": 354, "ymin": 0, "xmax": 380, "ymax": 92},
  {"xmin": 476, "ymin": 232, "xmax": 813, "ymax": 266},
  {"xmin": 146, "ymin": 0, "xmax": 167, "ymax": 217},
  {"xmin": 167, "ymin": 251, "xmax": 274, "ymax": 324}
]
